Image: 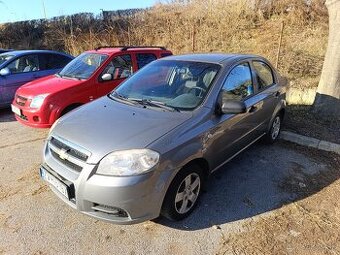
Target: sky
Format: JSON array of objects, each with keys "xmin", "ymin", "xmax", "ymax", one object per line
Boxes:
[{"xmin": 0, "ymin": 0, "xmax": 158, "ymax": 24}]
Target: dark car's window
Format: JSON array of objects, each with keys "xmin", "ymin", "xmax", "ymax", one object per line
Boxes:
[
  {"xmin": 0, "ymin": 54, "xmax": 14, "ymax": 65},
  {"xmin": 136, "ymin": 53, "xmax": 157, "ymax": 69},
  {"xmin": 161, "ymin": 52, "xmax": 172, "ymax": 58},
  {"xmin": 59, "ymin": 52, "xmax": 107, "ymax": 79},
  {"xmin": 112, "ymin": 60, "xmax": 220, "ymax": 110},
  {"xmin": 101, "ymin": 54, "xmax": 132, "ymax": 81},
  {"xmin": 41, "ymin": 54, "xmax": 72, "ymax": 70},
  {"xmin": 221, "ymin": 63, "xmax": 253, "ymax": 101},
  {"xmin": 252, "ymin": 61, "xmax": 274, "ymax": 90},
  {"xmin": 6, "ymin": 54, "xmax": 40, "ymax": 74}
]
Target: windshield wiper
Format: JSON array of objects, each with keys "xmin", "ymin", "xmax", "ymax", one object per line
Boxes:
[
  {"xmin": 109, "ymin": 92, "xmax": 139, "ymax": 106},
  {"xmin": 59, "ymin": 74, "xmax": 82, "ymax": 80},
  {"xmin": 129, "ymin": 98, "xmax": 180, "ymax": 112}
]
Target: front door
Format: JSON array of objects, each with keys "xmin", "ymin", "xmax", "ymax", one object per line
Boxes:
[
  {"xmin": 97, "ymin": 54, "xmax": 133, "ymax": 97},
  {"xmin": 208, "ymin": 62, "xmax": 266, "ymax": 171},
  {"xmin": 2, "ymin": 54, "xmax": 40, "ymax": 104}
]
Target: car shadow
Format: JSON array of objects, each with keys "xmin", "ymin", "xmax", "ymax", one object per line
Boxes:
[
  {"xmin": 0, "ymin": 108, "xmax": 16, "ymax": 122},
  {"xmin": 156, "ymin": 141, "xmax": 340, "ymax": 230}
]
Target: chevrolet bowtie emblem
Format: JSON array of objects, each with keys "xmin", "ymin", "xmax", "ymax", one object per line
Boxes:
[{"xmin": 58, "ymin": 148, "xmax": 69, "ymax": 160}]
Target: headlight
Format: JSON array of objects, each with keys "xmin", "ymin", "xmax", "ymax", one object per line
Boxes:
[
  {"xmin": 30, "ymin": 94, "xmax": 49, "ymax": 108},
  {"xmin": 97, "ymin": 149, "xmax": 160, "ymax": 176}
]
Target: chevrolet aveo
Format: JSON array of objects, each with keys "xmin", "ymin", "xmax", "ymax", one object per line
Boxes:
[{"xmin": 40, "ymin": 54, "xmax": 287, "ymax": 224}]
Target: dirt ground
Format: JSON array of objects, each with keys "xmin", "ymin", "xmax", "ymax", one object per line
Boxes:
[
  {"xmin": 283, "ymin": 105, "xmax": 340, "ymax": 144},
  {"xmin": 0, "ymin": 108, "xmax": 339, "ymax": 255}
]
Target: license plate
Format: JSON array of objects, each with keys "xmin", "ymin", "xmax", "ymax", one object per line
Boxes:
[
  {"xmin": 11, "ymin": 104, "xmax": 21, "ymax": 116},
  {"xmin": 40, "ymin": 168, "xmax": 69, "ymax": 199}
]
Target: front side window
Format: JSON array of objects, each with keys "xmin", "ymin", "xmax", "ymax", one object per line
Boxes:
[
  {"xmin": 0, "ymin": 54, "xmax": 14, "ymax": 65},
  {"xmin": 59, "ymin": 53, "xmax": 107, "ymax": 79},
  {"xmin": 252, "ymin": 61, "xmax": 274, "ymax": 90},
  {"xmin": 136, "ymin": 53, "xmax": 157, "ymax": 69},
  {"xmin": 101, "ymin": 55, "xmax": 132, "ymax": 81},
  {"xmin": 221, "ymin": 63, "xmax": 253, "ymax": 101},
  {"xmin": 7, "ymin": 55, "xmax": 39, "ymax": 74},
  {"xmin": 112, "ymin": 60, "xmax": 220, "ymax": 110}
]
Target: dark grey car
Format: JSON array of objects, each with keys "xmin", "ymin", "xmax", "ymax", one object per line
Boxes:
[{"xmin": 40, "ymin": 54, "xmax": 287, "ymax": 224}]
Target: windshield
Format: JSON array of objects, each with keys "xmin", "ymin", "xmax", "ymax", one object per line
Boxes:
[
  {"xmin": 112, "ymin": 60, "xmax": 220, "ymax": 110},
  {"xmin": 0, "ymin": 54, "xmax": 14, "ymax": 65},
  {"xmin": 59, "ymin": 52, "xmax": 107, "ymax": 79}
]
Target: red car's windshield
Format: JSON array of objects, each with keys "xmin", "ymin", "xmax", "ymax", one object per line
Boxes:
[{"xmin": 59, "ymin": 52, "xmax": 107, "ymax": 80}]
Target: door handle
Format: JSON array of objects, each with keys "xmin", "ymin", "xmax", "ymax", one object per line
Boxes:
[
  {"xmin": 274, "ymin": 91, "xmax": 281, "ymax": 98},
  {"xmin": 248, "ymin": 105, "xmax": 258, "ymax": 113}
]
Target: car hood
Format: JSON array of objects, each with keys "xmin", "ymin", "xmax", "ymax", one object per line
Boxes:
[
  {"xmin": 51, "ymin": 96, "xmax": 192, "ymax": 164},
  {"xmin": 16, "ymin": 75, "xmax": 84, "ymax": 97}
]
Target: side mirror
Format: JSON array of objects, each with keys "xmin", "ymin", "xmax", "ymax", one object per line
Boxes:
[
  {"xmin": 221, "ymin": 100, "xmax": 247, "ymax": 114},
  {"xmin": 101, "ymin": 73, "xmax": 113, "ymax": 81},
  {"xmin": 0, "ymin": 68, "xmax": 10, "ymax": 76}
]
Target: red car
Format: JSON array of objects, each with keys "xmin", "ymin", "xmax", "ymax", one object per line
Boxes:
[{"xmin": 11, "ymin": 46, "xmax": 172, "ymax": 128}]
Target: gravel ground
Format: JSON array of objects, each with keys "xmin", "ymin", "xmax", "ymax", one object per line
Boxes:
[{"xmin": 0, "ymin": 108, "xmax": 339, "ymax": 255}]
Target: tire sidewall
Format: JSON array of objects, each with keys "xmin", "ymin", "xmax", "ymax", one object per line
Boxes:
[{"xmin": 161, "ymin": 164, "xmax": 204, "ymax": 221}]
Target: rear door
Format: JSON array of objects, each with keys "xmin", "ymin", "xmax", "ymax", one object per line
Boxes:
[
  {"xmin": 96, "ymin": 54, "xmax": 133, "ymax": 96},
  {"xmin": 250, "ymin": 60, "xmax": 280, "ymax": 132},
  {"xmin": 2, "ymin": 54, "xmax": 39, "ymax": 104}
]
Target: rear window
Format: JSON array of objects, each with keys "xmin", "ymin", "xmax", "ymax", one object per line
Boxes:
[{"xmin": 42, "ymin": 54, "xmax": 72, "ymax": 70}]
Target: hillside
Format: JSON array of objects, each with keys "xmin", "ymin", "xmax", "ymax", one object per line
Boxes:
[{"xmin": 0, "ymin": 0, "xmax": 328, "ymax": 91}]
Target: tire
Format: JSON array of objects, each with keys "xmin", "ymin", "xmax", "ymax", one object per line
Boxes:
[
  {"xmin": 161, "ymin": 164, "xmax": 204, "ymax": 221},
  {"xmin": 263, "ymin": 114, "xmax": 282, "ymax": 144}
]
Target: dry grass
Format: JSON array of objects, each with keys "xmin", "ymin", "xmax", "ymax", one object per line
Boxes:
[{"xmin": 0, "ymin": 0, "xmax": 329, "ymax": 88}]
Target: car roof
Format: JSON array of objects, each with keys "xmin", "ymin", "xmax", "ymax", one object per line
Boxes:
[
  {"xmin": 87, "ymin": 47, "xmax": 171, "ymax": 55},
  {"xmin": 2, "ymin": 50, "xmax": 71, "ymax": 57},
  {"xmin": 162, "ymin": 53, "xmax": 262, "ymax": 65}
]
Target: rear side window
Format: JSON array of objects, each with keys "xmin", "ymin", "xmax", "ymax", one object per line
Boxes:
[
  {"xmin": 41, "ymin": 54, "xmax": 72, "ymax": 70},
  {"xmin": 102, "ymin": 54, "xmax": 132, "ymax": 80},
  {"xmin": 221, "ymin": 63, "xmax": 254, "ymax": 101},
  {"xmin": 252, "ymin": 61, "xmax": 274, "ymax": 90},
  {"xmin": 161, "ymin": 52, "xmax": 172, "ymax": 58},
  {"xmin": 136, "ymin": 53, "xmax": 157, "ymax": 69}
]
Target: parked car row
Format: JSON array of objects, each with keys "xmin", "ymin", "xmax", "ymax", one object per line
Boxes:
[
  {"xmin": 1, "ymin": 46, "xmax": 287, "ymax": 225},
  {"xmin": 0, "ymin": 50, "xmax": 73, "ymax": 108},
  {"xmin": 7, "ymin": 46, "xmax": 172, "ymax": 127}
]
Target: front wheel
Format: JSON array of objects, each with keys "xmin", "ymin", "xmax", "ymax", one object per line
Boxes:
[
  {"xmin": 264, "ymin": 114, "xmax": 282, "ymax": 144},
  {"xmin": 161, "ymin": 164, "xmax": 204, "ymax": 221}
]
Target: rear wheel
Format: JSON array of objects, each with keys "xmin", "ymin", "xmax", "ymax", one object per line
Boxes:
[
  {"xmin": 161, "ymin": 164, "xmax": 203, "ymax": 221},
  {"xmin": 264, "ymin": 114, "xmax": 282, "ymax": 144}
]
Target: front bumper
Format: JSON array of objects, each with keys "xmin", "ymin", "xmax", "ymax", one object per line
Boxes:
[
  {"xmin": 11, "ymin": 100, "xmax": 56, "ymax": 128},
  {"xmin": 41, "ymin": 142, "xmax": 170, "ymax": 224}
]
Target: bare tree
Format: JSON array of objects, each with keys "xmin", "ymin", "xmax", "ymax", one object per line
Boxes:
[{"xmin": 314, "ymin": 0, "xmax": 340, "ymax": 118}]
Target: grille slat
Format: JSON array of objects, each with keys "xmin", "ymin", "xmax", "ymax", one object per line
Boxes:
[
  {"xmin": 16, "ymin": 95, "xmax": 28, "ymax": 106},
  {"xmin": 50, "ymin": 137, "xmax": 89, "ymax": 162},
  {"xmin": 48, "ymin": 137, "xmax": 90, "ymax": 173},
  {"xmin": 50, "ymin": 150, "xmax": 83, "ymax": 172}
]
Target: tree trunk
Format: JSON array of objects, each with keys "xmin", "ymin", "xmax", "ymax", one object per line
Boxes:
[{"xmin": 314, "ymin": 0, "xmax": 340, "ymax": 118}]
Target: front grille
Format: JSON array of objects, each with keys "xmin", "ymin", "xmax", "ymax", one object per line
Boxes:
[
  {"xmin": 16, "ymin": 95, "xmax": 28, "ymax": 106},
  {"xmin": 50, "ymin": 137, "xmax": 89, "ymax": 162},
  {"xmin": 50, "ymin": 150, "xmax": 83, "ymax": 172},
  {"xmin": 48, "ymin": 136, "xmax": 90, "ymax": 173}
]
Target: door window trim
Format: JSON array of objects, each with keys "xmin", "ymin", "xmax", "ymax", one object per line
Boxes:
[
  {"xmin": 219, "ymin": 61, "xmax": 255, "ymax": 102},
  {"xmin": 250, "ymin": 60, "xmax": 277, "ymax": 93}
]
